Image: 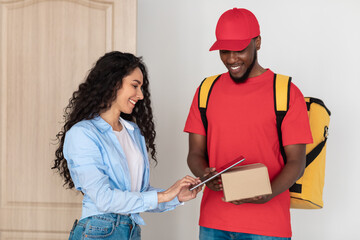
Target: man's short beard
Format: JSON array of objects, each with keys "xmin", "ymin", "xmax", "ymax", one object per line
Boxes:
[{"xmin": 230, "ymin": 50, "xmax": 257, "ymax": 84}]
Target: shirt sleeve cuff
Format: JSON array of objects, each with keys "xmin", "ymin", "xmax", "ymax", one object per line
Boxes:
[
  {"xmin": 142, "ymin": 190, "xmax": 159, "ymax": 210},
  {"xmin": 173, "ymin": 197, "xmax": 184, "ymax": 206}
]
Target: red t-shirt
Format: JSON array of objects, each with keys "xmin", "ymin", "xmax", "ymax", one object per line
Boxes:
[{"xmin": 184, "ymin": 70, "xmax": 313, "ymax": 238}]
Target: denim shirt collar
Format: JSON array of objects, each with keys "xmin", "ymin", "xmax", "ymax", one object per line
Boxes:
[
  {"xmin": 91, "ymin": 115, "xmax": 135, "ymax": 133},
  {"xmin": 119, "ymin": 117, "xmax": 135, "ymax": 131}
]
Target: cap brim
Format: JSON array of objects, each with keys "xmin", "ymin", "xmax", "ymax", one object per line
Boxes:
[{"xmin": 209, "ymin": 39, "xmax": 252, "ymax": 51}]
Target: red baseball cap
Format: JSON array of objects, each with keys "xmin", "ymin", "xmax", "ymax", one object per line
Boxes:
[{"xmin": 209, "ymin": 8, "xmax": 260, "ymax": 51}]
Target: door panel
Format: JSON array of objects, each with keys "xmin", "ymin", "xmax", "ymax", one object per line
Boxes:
[{"xmin": 0, "ymin": 0, "xmax": 136, "ymax": 237}]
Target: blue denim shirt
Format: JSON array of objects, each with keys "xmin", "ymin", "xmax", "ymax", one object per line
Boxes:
[{"xmin": 63, "ymin": 116, "xmax": 181, "ymax": 225}]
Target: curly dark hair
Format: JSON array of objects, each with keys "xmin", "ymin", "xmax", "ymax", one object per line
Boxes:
[{"xmin": 52, "ymin": 51, "xmax": 157, "ymax": 189}]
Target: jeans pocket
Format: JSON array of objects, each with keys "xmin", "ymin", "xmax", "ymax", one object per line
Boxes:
[
  {"xmin": 131, "ymin": 224, "xmax": 141, "ymax": 240},
  {"xmin": 83, "ymin": 217, "xmax": 115, "ymax": 239}
]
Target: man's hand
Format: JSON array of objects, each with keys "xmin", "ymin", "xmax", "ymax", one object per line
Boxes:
[
  {"xmin": 223, "ymin": 194, "xmax": 272, "ymax": 205},
  {"xmin": 203, "ymin": 167, "xmax": 223, "ymax": 191}
]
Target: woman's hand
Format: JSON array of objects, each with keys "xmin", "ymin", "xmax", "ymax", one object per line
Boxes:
[
  {"xmin": 158, "ymin": 175, "xmax": 201, "ymax": 203},
  {"xmin": 177, "ymin": 181, "xmax": 203, "ymax": 202}
]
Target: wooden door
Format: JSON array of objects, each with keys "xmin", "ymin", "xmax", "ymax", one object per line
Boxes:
[{"xmin": 0, "ymin": 0, "xmax": 136, "ymax": 238}]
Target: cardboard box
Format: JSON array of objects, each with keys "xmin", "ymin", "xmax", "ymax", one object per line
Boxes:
[{"xmin": 221, "ymin": 163, "xmax": 272, "ymax": 202}]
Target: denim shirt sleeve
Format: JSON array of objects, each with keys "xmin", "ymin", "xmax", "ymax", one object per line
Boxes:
[
  {"xmin": 64, "ymin": 125, "xmax": 160, "ymax": 214},
  {"xmin": 144, "ymin": 186, "xmax": 183, "ymax": 213}
]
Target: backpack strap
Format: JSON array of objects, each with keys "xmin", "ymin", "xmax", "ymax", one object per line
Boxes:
[
  {"xmin": 198, "ymin": 74, "xmax": 222, "ymax": 133},
  {"xmin": 275, "ymin": 74, "xmax": 310, "ymax": 194},
  {"xmin": 274, "ymin": 74, "xmax": 292, "ymax": 164}
]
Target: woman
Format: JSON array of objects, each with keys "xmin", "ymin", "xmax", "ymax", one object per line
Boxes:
[{"xmin": 52, "ymin": 51, "xmax": 201, "ymax": 239}]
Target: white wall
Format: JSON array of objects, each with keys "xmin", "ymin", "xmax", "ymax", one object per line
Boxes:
[{"xmin": 137, "ymin": 0, "xmax": 360, "ymax": 239}]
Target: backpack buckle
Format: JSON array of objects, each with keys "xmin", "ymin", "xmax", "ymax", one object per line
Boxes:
[{"xmin": 324, "ymin": 126, "xmax": 329, "ymax": 139}]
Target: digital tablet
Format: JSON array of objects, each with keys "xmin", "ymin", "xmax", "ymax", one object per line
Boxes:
[{"xmin": 189, "ymin": 156, "xmax": 245, "ymax": 191}]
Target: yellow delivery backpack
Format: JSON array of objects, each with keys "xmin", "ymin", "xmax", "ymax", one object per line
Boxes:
[
  {"xmin": 274, "ymin": 74, "xmax": 331, "ymax": 209},
  {"xmin": 198, "ymin": 73, "xmax": 331, "ymax": 209}
]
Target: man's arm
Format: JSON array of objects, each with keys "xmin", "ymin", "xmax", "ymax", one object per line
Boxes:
[
  {"xmin": 270, "ymin": 144, "xmax": 306, "ymax": 198},
  {"xmin": 187, "ymin": 133, "xmax": 222, "ymax": 191},
  {"xmin": 229, "ymin": 143, "xmax": 306, "ymax": 204},
  {"xmin": 187, "ymin": 133, "xmax": 207, "ymax": 177}
]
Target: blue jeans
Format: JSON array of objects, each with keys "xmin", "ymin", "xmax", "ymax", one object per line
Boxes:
[
  {"xmin": 69, "ymin": 213, "xmax": 141, "ymax": 240},
  {"xmin": 199, "ymin": 226, "xmax": 291, "ymax": 240}
]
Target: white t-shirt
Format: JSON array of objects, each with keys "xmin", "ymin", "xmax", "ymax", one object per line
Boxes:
[{"xmin": 114, "ymin": 124, "xmax": 144, "ymax": 192}]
